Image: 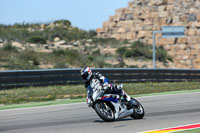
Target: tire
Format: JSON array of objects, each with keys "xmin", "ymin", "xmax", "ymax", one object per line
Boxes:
[
  {"xmin": 130, "ymin": 98, "xmax": 145, "ymax": 119},
  {"xmin": 94, "ymin": 101, "xmax": 115, "ymax": 122}
]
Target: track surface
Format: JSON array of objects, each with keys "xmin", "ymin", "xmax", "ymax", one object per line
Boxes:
[{"xmin": 0, "ymin": 92, "xmax": 200, "ymax": 133}]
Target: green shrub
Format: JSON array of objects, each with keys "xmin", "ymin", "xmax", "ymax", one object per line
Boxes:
[
  {"xmin": 167, "ymin": 56, "xmax": 173, "ymax": 62},
  {"xmin": 88, "ymin": 30, "xmax": 97, "ymax": 38},
  {"xmin": 52, "ymin": 49, "xmax": 81, "ymax": 65},
  {"xmin": 2, "ymin": 43, "xmax": 18, "ymax": 52},
  {"xmin": 95, "ymin": 57, "xmax": 105, "ymax": 68},
  {"xmin": 118, "ymin": 57, "xmax": 126, "ymax": 67},
  {"xmin": 54, "ymin": 19, "xmax": 71, "ymax": 26},
  {"xmin": 66, "ymin": 49, "xmax": 80, "ymax": 60},
  {"xmin": 27, "ymin": 36, "xmax": 46, "ymax": 44},
  {"xmin": 19, "ymin": 51, "xmax": 40, "ymax": 66},
  {"xmin": 129, "ymin": 65, "xmax": 139, "ymax": 68},
  {"xmin": 122, "ymin": 39, "xmax": 129, "ymax": 44},
  {"xmin": 87, "ymin": 55, "xmax": 94, "ymax": 61},
  {"xmin": 116, "ymin": 40, "xmax": 172, "ymax": 63},
  {"xmin": 0, "ymin": 20, "xmax": 97, "ymax": 44},
  {"xmin": 116, "ymin": 47, "xmax": 127, "ymax": 56},
  {"xmin": 156, "ymin": 46, "xmax": 167, "ymax": 62},
  {"xmin": 0, "ymin": 26, "xmax": 30, "ymax": 43},
  {"xmin": 52, "ymin": 49, "xmax": 66, "ymax": 56},
  {"xmin": 54, "ymin": 62, "xmax": 68, "ymax": 68},
  {"xmin": 92, "ymin": 49, "xmax": 101, "ymax": 55},
  {"xmin": 45, "ymin": 27, "xmax": 67, "ymax": 41},
  {"xmin": 131, "ymin": 41, "xmax": 152, "ymax": 58},
  {"xmin": 92, "ymin": 38, "xmax": 121, "ymax": 46},
  {"xmin": 124, "ymin": 50, "xmax": 133, "ymax": 58}
]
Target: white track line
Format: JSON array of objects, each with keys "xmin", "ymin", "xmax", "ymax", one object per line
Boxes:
[{"xmin": 0, "ymin": 102, "xmax": 85, "ymax": 112}]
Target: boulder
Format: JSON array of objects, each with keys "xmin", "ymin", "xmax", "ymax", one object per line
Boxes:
[
  {"xmin": 193, "ymin": 58, "xmax": 200, "ymax": 69},
  {"xmin": 125, "ymin": 32, "xmax": 135, "ymax": 40},
  {"xmin": 158, "ymin": 6, "xmax": 167, "ymax": 12},
  {"xmin": 40, "ymin": 24, "xmax": 46, "ymax": 29},
  {"xmin": 160, "ymin": 18, "xmax": 167, "ymax": 25},
  {"xmin": 178, "ymin": 44, "xmax": 187, "ymax": 50},
  {"xmin": 187, "ymin": 37, "xmax": 199, "ymax": 44},
  {"xmin": 189, "ymin": 8, "xmax": 198, "ymax": 14},
  {"xmin": 11, "ymin": 42, "xmax": 23, "ymax": 49},
  {"xmin": 96, "ymin": 28, "xmax": 104, "ymax": 33},
  {"xmin": 138, "ymin": 31, "xmax": 146, "ymax": 38},
  {"xmin": 48, "ymin": 23, "xmax": 55, "ymax": 28},
  {"xmin": 167, "ymin": 5, "xmax": 174, "ymax": 10},
  {"xmin": 111, "ymin": 34, "xmax": 121, "ymax": 40},
  {"xmin": 150, "ymin": 0, "xmax": 164, "ymax": 6},
  {"xmin": 125, "ymin": 13, "xmax": 133, "ymax": 20},
  {"xmin": 54, "ymin": 37, "xmax": 60, "ymax": 42},
  {"xmin": 187, "ymin": 28, "xmax": 196, "ymax": 36},
  {"xmin": 117, "ymin": 27, "xmax": 126, "ymax": 33},
  {"xmin": 158, "ymin": 11, "xmax": 168, "ymax": 18},
  {"xmin": 196, "ymin": 28, "xmax": 200, "ymax": 35},
  {"xmin": 197, "ymin": 14, "xmax": 200, "ymax": 21},
  {"xmin": 54, "ymin": 40, "xmax": 66, "ymax": 46},
  {"xmin": 177, "ymin": 38, "xmax": 188, "ymax": 44}
]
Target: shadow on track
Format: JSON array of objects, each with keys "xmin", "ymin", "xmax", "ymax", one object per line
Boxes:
[{"xmin": 94, "ymin": 117, "xmax": 146, "ymax": 123}]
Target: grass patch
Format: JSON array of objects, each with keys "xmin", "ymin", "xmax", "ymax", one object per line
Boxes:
[
  {"xmin": 1, "ymin": 88, "xmax": 200, "ymax": 110},
  {"xmin": 122, "ymin": 82, "xmax": 200, "ymax": 95},
  {"xmin": 0, "ymin": 85, "xmax": 86, "ymax": 105},
  {"xmin": 175, "ymin": 128, "xmax": 200, "ymax": 133},
  {"xmin": 0, "ymin": 82, "xmax": 200, "ymax": 105}
]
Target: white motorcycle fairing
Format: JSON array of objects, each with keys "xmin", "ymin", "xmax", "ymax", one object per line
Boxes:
[
  {"xmin": 100, "ymin": 94, "xmax": 134, "ymax": 119},
  {"xmin": 91, "ymin": 87, "xmax": 133, "ymax": 120},
  {"xmin": 88, "ymin": 79, "xmax": 144, "ymax": 122}
]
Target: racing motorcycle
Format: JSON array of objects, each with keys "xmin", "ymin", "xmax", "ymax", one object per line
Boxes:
[{"xmin": 89, "ymin": 84, "xmax": 145, "ymax": 122}]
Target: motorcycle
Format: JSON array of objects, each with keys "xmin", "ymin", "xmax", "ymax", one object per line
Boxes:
[{"xmin": 89, "ymin": 84, "xmax": 145, "ymax": 122}]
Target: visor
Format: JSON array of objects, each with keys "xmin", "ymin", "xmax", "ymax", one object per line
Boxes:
[{"xmin": 81, "ymin": 72, "xmax": 88, "ymax": 80}]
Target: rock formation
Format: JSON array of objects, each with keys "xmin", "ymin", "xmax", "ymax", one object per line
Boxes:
[{"xmin": 97, "ymin": 0, "xmax": 200, "ymax": 69}]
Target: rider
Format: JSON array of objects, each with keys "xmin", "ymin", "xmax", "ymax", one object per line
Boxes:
[{"xmin": 80, "ymin": 67, "xmax": 134, "ymax": 106}]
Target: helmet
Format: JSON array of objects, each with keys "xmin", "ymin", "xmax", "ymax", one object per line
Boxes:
[{"xmin": 81, "ymin": 67, "xmax": 92, "ymax": 81}]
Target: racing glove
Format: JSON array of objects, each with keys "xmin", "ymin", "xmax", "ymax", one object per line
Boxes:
[{"xmin": 102, "ymin": 82, "xmax": 112, "ymax": 90}]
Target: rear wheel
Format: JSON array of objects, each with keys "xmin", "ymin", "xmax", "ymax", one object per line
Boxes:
[
  {"xmin": 94, "ymin": 101, "xmax": 115, "ymax": 122},
  {"xmin": 130, "ymin": 98, "xmax": 145, "ymax": 119}
]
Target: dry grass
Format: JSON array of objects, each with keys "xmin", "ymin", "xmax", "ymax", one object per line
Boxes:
[{"xmin": 1, "ymin": 82, "xmax": 200, "ymax": 105}]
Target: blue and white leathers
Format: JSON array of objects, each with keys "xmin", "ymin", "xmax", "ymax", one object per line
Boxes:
[{"xmin": 87, "ymin": 75, "xmax": 109, "ymax": 100}]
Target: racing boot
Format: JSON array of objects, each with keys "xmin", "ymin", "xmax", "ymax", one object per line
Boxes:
[
  {"xmin": 122, "ymin": 90, "xmax": 137, "ymax": 109},
  {"xmin": 114, "ymin": 85, "xmax": 137, "ymax": 108}
]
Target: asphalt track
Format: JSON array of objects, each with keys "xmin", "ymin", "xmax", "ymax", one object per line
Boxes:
[{"xmin": 0, "ymin": 92, "xmax": 200, "ymax": 133}]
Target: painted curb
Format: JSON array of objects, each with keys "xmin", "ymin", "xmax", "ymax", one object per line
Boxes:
[{"xmin": 139, "ymin": 123, "xmax": 200, "ymax": 133}]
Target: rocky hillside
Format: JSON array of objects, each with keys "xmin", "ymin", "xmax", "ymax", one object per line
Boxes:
[
  {"xmin": 0, "ymin": 20, "xmax": 173, "ymax": 70},
  {"xmin": 97, "ymin": 0, "xmax": 200, "ymax": 69}
]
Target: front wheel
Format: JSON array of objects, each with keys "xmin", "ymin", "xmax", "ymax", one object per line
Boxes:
[
  {"xmin": 130, "ymin": 98, "xmax": 145, "ymax": 119},
  {"xmin": 94, "ymin": 101, "xmax": 115, "ymax": 122}
]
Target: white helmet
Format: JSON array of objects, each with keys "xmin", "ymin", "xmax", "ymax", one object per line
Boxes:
[{"xmin": 81, "ymin": 67, "xmax": 92, "ymax": 81}]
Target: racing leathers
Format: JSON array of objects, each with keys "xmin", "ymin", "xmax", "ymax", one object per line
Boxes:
[{"xmin": 84, "ymin": 72, "xmax": 131, "ymax": 105}]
